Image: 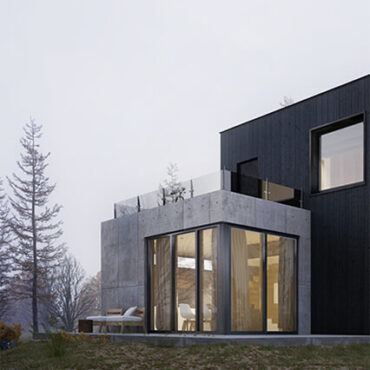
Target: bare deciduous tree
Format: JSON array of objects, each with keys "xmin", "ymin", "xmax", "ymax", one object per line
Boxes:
[
  {"xmin": 83, "ymin": 271, "xmax": 101, "ymax": 317},
  {"xmin": 47, "ymin": 254, "xmax": 96, "ymax": 331},
  {"xmin": 7, "ymin": 119, "xmax": 64, "ymax": 336},
  {"xmin": 0, "ymin": 179, "xmax": 12, "ymax": 320}
]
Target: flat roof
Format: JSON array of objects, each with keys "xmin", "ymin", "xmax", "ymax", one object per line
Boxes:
[{"xmin": 220, "ymin": 74, "xmax": 370, "ymax": 134}]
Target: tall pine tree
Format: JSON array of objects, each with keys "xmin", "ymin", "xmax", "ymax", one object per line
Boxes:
[
  {"xmin": 8, "ymin": 119, "xmax": 64, "ymax": 336},
  {"xmin": 0, "ymin": 179, "xmax": 11, "ymax": 320}
]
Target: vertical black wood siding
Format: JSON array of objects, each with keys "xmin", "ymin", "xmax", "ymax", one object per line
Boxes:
[{"xmin": 220, "ymin": 75, "xmax": 370, "ymax": 334}]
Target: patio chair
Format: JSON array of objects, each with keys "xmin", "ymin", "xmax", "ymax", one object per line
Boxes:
[
  {"xmin": 106, "ymin": 307, "xmax": 146, "ymax": 334},
  {"xmin": 87, "ymin": 308, "xmax": 123, "ymax": 333}
]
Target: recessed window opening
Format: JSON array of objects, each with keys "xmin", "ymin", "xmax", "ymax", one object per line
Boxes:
[{"xmin": 320, "ymin": 121, "xmax": 364, "ymax": 190}]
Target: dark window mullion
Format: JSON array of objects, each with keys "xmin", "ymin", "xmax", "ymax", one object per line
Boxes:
[
  {"xmin": 196, "ymin": 230, "xmax": 200, "ymax": 332},
  {"xmin": 146, "ymin": 240, "xmax": 151, "ymax": 332},
  {"xmin": 262, "ymin": 233, "xmax": 267, "ymax": 333},
  {"xmin": 170, "ymin": 235, "xmax": 176, "ymax": 332}
]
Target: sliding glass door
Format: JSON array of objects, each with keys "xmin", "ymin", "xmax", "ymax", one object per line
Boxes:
[
  {"xmin": 149, "ymin": 237, "xmax": 171, "ymax": 331},
  {"xmin": 231, "ymin": 227, "xmax": 297, "ymax": 333},
  {"xmin": 231, "ymin": 228, "xmax": 263, "ymax": 331},
  {"xmin": 175, "ymin": 232, "xmax": 196, "ymax": 331},
  {"xmin": 199, "ymin": 228, "xmax": 218, "ymax": 331},
  {"xmin": 267, "ymin": 235, "xmax": 296, "ymax": 332},
  {"xmin": 149, "ymin": 227, "xmax": 218, "ymax": 333}
]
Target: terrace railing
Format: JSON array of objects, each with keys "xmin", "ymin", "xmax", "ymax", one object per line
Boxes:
[{"xmin": 114, "ymin": 170, "xmax": 302, "ymax": 218}]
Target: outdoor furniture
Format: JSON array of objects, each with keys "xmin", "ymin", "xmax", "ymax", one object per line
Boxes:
[
  {"xmin": 106, "ymin": 307, "xmax": 146, "ymax": 333},
  {"xmin": 78, "ymin": 319, "xmax": 93, "ymax": 333},
  {"xmin": 87, "ymin": 308, "xmax": 123, "ymax": 333},
  {"xmin": 86, "ymin": 307, "xmax": 147, "ymax": 334}
]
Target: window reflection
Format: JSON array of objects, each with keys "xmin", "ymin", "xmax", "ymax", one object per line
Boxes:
[
  {"xmin": 150, "ymin": 237, "xmax": 171, "ymax": 331},
  {"xmin": 267, "ymin": 235, "xmax": 296, "ymax": 332},
  {"xmin": 175, "ymin": 232, "xmax": 196, "ymax": 331},
  {"xmin": 320, "ymin": 122, "xmax": 364, "ymax": 190},
  {"xmin": 199, "ymin": 228, "xmax": 217, "ymax": 331},
  {"xmin": 231, "ymin": 228, "xmax": 263, "ymax": 331}
]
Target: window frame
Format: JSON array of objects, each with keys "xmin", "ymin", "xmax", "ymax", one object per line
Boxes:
[
  {"xmin": 146, "ymin": 224, "xmax": 220, "ymax": 334},
  {"xmin": 310, "ymin": 113, "xmax": 366, "ymax": 194},
  {"xmin": 146, "ymin": 223, "xmax": 298, "ymax": 335},
  {"xmin": 229, "ymin": 225, "xmax": 298, "ymax": 334}
]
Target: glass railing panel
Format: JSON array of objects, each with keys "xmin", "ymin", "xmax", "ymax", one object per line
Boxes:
[
  {"xmin": 262, "ymin": 181, "xmax": 295, "ymax": 202},
  {"xmin": 114, "ymin": 170, "xmax": 303, "ymax": 218}
]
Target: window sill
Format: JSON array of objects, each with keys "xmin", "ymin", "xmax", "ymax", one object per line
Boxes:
[{"xmin": 310, "ymin": 181, "xmax": 366, "ymax": 196}]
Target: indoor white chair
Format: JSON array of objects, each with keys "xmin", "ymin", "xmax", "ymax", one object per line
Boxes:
[{"xmin": 179, "ymin": 303, "xmax": 195, "ymax": 331}]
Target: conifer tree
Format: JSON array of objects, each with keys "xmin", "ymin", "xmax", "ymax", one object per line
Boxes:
[
  {"xmin": 7, "ymin": 119, "xmax": 64, "ymax": 336},
  {"xmin": 0, "ymin": 179, "xmax": 11, "ymax": 320},
  {"xmin": 158, "ymin": 162, "xmax": 186, "ymax": 205}
]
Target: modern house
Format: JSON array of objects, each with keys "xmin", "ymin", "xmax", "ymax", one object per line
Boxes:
[{"xmin": 101, "ymin": 75, "xmax": 369, "ymax": 336}]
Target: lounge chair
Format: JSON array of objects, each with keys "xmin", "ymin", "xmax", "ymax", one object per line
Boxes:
[
  {"xmin": 87, "ymin": 308, "xmax": 123, "ymax": 333},
  {"xmin": 87, "ymin": 307, "xmax": 146, "ymax": 334}
]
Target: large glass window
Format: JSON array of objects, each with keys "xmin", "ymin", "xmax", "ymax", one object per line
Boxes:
[
  {"xmin": 150, "ymin": 237, "xmax": 171, "ymax": 331},
  {"xmin": 231, "ymin": 228, "xmax": 263, "ymax": 331},
  {"xmin": 319, "ymin": 121, "xmax": 364, "ymax": 190},
  {"xmin": 266, "ymin": 235, "xmax": 296, "ymax": 332},
  {"xmin": 175, "ymin": 232, "xmax": 196, "ymax": 331},
  {"xmin": 149, "ymin": 226, "xmax": 296, "ymax": 333},
  {"xmin": 199, "ymin": 228, "xmax": 218, "ymax": 331},
  {"xmin": 231, "ymin": 228, "xmax": 297, "ymax": 332},
  {"xmin": 149, "ymin": 227, "xmax": 218, "ymax": 332}
]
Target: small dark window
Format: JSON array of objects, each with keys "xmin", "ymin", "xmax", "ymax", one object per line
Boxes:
[
  {"xmin": 237, "ymin": 158, "xmax": 259, "ymax": 197},
  {"xmin": 311, "ymin": 114, "xmax": 364, "ymax": 192}
]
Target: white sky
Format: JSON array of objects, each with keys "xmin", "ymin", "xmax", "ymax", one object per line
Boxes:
[{"xmin": 1, "ymin": 0, "xmax": 369, "ymax": 276}]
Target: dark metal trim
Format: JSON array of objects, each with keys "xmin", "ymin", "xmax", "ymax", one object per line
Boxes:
[
  {"xmin": 295, "ymin": 238, "xmax": 299, "ymax": 333},
  {"xmin": 146, "ymin": 222, "xmax": 299, "ymax": 242},
  {"xmin": 146, "ymin": 223, "xmax": 222, "ymax": 241},
  {"xmin": 170, "ymin": 235, "xmax": 176, "ymax": 331},
  {"xmin": 195, "ymin": 230, "xmax": 200, "ymax": 332},
  {"xmin": 262, "ymin": 233, "xmax": 267, "ymax": 333},
  {"xmin": 145, "ymin": 239, "xmax": 151, "ymax": 332}
]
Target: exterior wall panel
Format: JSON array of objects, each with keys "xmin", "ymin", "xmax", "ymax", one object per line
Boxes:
[{"xmin": 220, "ymin": 75, "xmax": 370, "ymax": 334}]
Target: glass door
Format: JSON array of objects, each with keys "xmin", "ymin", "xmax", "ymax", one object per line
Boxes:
[{"xmin": 175, "ymin": 232, "xmax": 196, "ymax": 331}]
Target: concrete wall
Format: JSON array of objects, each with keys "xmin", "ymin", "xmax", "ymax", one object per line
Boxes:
[{"xmin": 101, "ymin": 190, "xmax": 311, "ymax": 334}]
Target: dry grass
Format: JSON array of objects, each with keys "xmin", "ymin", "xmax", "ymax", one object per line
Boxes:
[{"xmin": 0, "ymin": 339, "xmax": 369, "ymax": 369}]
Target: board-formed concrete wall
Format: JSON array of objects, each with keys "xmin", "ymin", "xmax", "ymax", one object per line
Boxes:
[{"xmin": 101, "ymin": 190, "xmax": 311, "ymax": 334}]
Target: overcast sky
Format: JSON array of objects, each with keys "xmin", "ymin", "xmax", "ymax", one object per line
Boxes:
[{"xmin": 1, "ymin": 0, "xmax": 369, "ymax": 276}]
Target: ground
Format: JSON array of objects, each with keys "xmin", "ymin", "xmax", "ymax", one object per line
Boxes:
[{"xmin": 0, "ymin": 338, "xmax": 369, "ymax": 369}]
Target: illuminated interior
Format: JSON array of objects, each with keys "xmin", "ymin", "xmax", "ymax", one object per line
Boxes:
[
  {"xmin": 320, "ymin": 121, "xmax": 364, "ymax": 190},
  {"xmin": 150, "ymin": 226, "xmax": 296, "ymax": 333}
]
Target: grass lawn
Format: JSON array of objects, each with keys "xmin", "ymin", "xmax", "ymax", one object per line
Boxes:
[{"xmin": 0, "ymin": 337, "xmax": 369, "ymax": 369}]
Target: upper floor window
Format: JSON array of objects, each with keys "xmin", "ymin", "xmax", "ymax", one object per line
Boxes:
[
  {"xmin": 320, "ymin": 121, "xmax": 364, "ymax": 190},
  {"xmin": 311, "ymin": 114, "xmax": 365, "ymax": 192}
]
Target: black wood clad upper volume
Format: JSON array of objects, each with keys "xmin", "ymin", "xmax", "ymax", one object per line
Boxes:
[{"xmin": 220, "ymin": 75, "xmax": 370, "ymax": 334}]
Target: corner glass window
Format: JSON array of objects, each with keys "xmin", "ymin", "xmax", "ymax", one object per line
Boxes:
[
  {"xmin": 319, "ymin": 121, "xmax": 364, "ymax": 191},
  {"xmin": 149, "ymin": 227, "xmax": 218, "ymax": 333}
]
